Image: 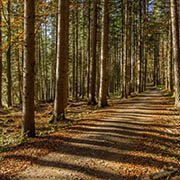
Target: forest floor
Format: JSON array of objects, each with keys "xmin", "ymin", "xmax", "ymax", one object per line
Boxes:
[{"xmin": 1, "ymin": 87, "xmax": 180, "ymax": 180}]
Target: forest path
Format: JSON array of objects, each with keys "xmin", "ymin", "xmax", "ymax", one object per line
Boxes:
[{"xmin": 16, "ymin": 87, "xmax": 180, "ymax": 180}]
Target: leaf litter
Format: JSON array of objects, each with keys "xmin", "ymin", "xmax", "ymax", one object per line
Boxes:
[{"xmin": 0, "ymin": 89, "xmax": 180, "ymax": 180}]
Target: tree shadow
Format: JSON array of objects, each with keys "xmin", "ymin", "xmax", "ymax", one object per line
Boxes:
[
  {"xmin": 0, "ymin": 174, "xmax": 11, "ymax": 180},
  {"xmin": 10, "ymin": 155, "xmax": 135, "ymax": 180},
  {"xmin": 76, "ymin": 123, "xmax": 179, "ymax": 137},
  {"xmin": 5, "ymin": 121, "xmax": 180, "ymax": 179},
  {"xmin": 4, "ymin": 87, "xmax": 180, "ymax": 179},
  {"xmin": 91, "ymin": 119, "xmax": 176, "ymax": 129}
]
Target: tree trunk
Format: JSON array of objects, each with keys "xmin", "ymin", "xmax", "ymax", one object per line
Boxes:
[
  {"xmin": 22, "ymin": 0, "xmax": 35, "ymax": 137},
  {"xmin": 75, "ymin": 2, "xmax": 79, "ymax": 99},
  {"xmin": 170, "ymin": 0, "xmax": 180, "ymax": 107},
  {"xmin": 72, "ymin": 7, "xmax": 76, "ymax": 98},
  {"xmin": 121, "ymin": 0, "xmax": 125, "ymax": 97},
  {"xmin": 16, "ymin": 48, "xmax": 22, "ymax": 104},
  {"xmin": 89, "ymin": 0, "xmax": 98, "ymax": 104},
  {"xmin": 143, "ymin": 0, "xmax": 147, "ymax": 90},
  {"xmin": 0, "ymin": 7, "xmax": 2, "ymax": 107},
  {"xmin": 126, "ymin": 0, "xmax": 131, "ymax": 96},
  {"xmin": 168, "ymin": 20, "xmax": 173, "ymax": 92},
  {"xmin": 138, "ymin": 0, "xmax": 142, "ymax": 93},
  {"xmin": 153, "ymin": 35, "xmax": 160, "ymax": 86},
  {"xmin": 53, "ymin": 0, "xmax": 69, "ymax": 121},
  {"xmin": 7, "ymin": 0, "xmax": 12, "ymax": 107},
  {"xmin": 82, "ymin": 2, "xmax": 86, "ymax": 98},
  {"xmin": 99, "ymin": 0, "xmax": 109, "ymax": 107},
  {"xmin": 87, "ymin": 0, "xmax": 91, "ymax": 98}
]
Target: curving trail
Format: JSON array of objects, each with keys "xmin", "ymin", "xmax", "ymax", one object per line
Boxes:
[{"xmin": 16, "ymin": 87, "xmax": 180, "ymax": 180}]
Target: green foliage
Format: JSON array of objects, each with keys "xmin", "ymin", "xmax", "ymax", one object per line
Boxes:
[
  {"xmin": 0, "ymin": 132, "xmax": 28, "ymax": 152},
  {"xmin": 155, "ymin": 85, "xmax": 165, "ymax": 90},
  {"xmin": 92, "ymin": 104, "xmax": 99, "ymax": 110},
  {"xmin": 110, "ymin": 90, "xmax": 122, "ymax": 98},
  {"xmin": 38, "ymin": 126, "xmax": 57, "ymax": 137},
  {"xmin": 0, "ymin": 156, "xmax": 4, "ymax": 161},
  {"xmin": 171, "ymin": 156, "xmax": 177, "ymax": 161},
  {"xmin": 0, "ymin": 146, "xmax": 4, "ymax": 153},
  {"xmin": 161, "ymin": 145, "xmax": 167, "ymax": 150},
  {"xmin": 172, "ymin": 92, "xmax": 176, "ymax": 98}
]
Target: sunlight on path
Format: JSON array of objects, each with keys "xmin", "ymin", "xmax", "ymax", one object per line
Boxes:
[{"xmin": 16, "ymin": 88, "xmax": 180, "ymax": 180}]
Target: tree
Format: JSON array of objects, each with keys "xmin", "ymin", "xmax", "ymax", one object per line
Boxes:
[
  {"xmin": 138, "ymin": 0, "xmax": 142, "ymax": 93},
  {"xmin": 99, "ymin": 0, "xmax": 109, "ymax": 107},
  {"xmin": 125, "ymin": 0, "xmax": 132, "ymax": 97},
  {"xmin": 0, "ymin": 5, "xmax": 2, "ymax": 107},
  {"xmin": 7, "ymin": 0, "xmax": 12, "ymax": 107},
  {"xmin": 89, "ymin": 0, "xmax": 98, "ymax": 105},
  {"xmin": 167, "ymin": 17, "xmax": 173, "ymax": 93},
  {"xmin": 0, "ymin": 0, "xmax": 175, "ymax": 110},
  {"xmin": 75, "ymin": 1, "xmax": 79, "ymax": 99},
  {"xmin": 53, "ymin": 0, "xmax": 69, "ymax": 121},
  {"xmin": 170, "ymin": 0, "xmax": 180, "ymax": 107},
  {"xmin": 22, "ymin": 0, "xmax": 35, "ymax": 137},
  {"xmin": 72, "ymin": 4, "xmax": 76, "ymax": 98},
  {"xmin": 87, "ymin": 0, "xmax": 91, "ymax": 98}
]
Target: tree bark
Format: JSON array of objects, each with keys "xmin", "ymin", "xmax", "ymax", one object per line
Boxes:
[
  {"xmin": 22, "ymin": 0, "xmax": 35, "ymax": 137},
  {"xmin": 7, "ymin": 0, "xmax": 12, "ymax": 107},
  {"xmin": 72, "ymin": 6, "xmax": 76, "ymax": 98},
  {"xmin": 99, "ymin": 0, "xmax": 109, "ymax": 107},
  {"xmin": 53, "ymin": 0, "xmax": 69, "ymax": 121},
  {"xmin": 0, "ymin": 7, "xmax": 2, "ymax": 107},
  {"xmin": 121, "ymin": 0, "xmax": 125, "ymax": 97},
  {"xmin": 75, "ymin": 2, "xmax": 79, "ymax": 99},
  {"xmin": 167, "ymin": 20, "xmax": 173, "ymax": 92},
  {"xmin": 89, "ymin": 0, "xmax": 98, "ymax": 105},
  {"xmin": 87, "ymin": 0, "xmax": 91, "ymax": 98},
  {"xmin": 138, "ymin": 0, "xmax": 142, "ymax": 93},
  {"xmin": 126, "ymin": 0, "xmax": 131, "ymax": 96},
  {"xmin": 170, "ymin": 0, "xmax": 180, "ymax": 106}
]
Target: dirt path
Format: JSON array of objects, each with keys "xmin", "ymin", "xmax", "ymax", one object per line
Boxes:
[{"xmin": 14, "ymin": 88, "xmax": 180, "ymax": 179}]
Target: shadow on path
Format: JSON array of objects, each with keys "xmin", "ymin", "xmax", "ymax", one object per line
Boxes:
[{"xmin": 6, "ymin": 87, "xmax": 180, "ymax": 180}]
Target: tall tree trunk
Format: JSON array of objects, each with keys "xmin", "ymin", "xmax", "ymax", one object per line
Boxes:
[
  {"xmin": 16, "ymin": 48, "xmax": 22, "ymax": 104},
  {"xmin": 79, "ymin": 42, "xmax": 82, "ymax": 97},
  {"xmin": 99, "ymin": 0, "xmax": 109, "ymax": 107},
  {"xmin": 44, "ymin": 23, "xmax": 48, "ymax": 101},
  {"xmin": 22, "ymin": 0, "xmax": 35, "ymax": 137},
  {"xmin": 153, "ymin": 35, "xmax": 160, "ymax": 86},
  {"xmin": 138, "ymin": 0, "xmax": 142, "ymax": 93},
  {"xmin": 143, "ymin": 0, "xmax": 147, "ymax": 90},
  {"xmin": 50, "ymin": 19, "xmax": 57, "ymax": 101},
  {"xmin": 7, "ymin": 0, "xmax": 12, "ymax": 107},
  {"xmin": 75, "ymin": 2, "xmax": 79, "ymax": 99},
  {"xmin": 89, "ymin": 0, "xmax": 98, "ymax": 104},
  {"xmin": 168, "ymin": 20, "xmax": 173, "ymax": 92},
  {"xmin": 87, "ymin": 0, "xmax": 91, "ymax": 98},
  {"xmin": 72, "ymin": 7, "xmax": 76, "ymax": 98},
  {"xmin": 0, "ymin": 7, "xmax": 2, "ymax": 107},
  {"xmin": 82, "ymin": 2, "xmax": 86, "ymax": 98},
  {"xmin": 51, "ymin": 1, "xmax": 58, "ymax": 100},
  {"xmin": 53, "ymin": 0, "xmax": 69, "ymax": 120},
  {"xmin": 96, "ymin": 12, "xmax": 101, "ymax": 99},
  {"xmin": 123, "ymin": 0, "xmax": 127, "ymax": 98},
  {"xmin": 126, "ymin": 0, "xmax": 131, "ymax": 96},
  {"xmin": 170, "ymin": 0, "xmax": 180, "ymax": 106},
  {"xmin": 132, "ymin": 2, "xmax": 136, "ymax": 93},
  {"xmin": 38, "ymin": 37, "xmax": 43, "ymax": 100},
  {"xmin": 121, "ymin": 0, "xmax": 125, "ymax": 97}
]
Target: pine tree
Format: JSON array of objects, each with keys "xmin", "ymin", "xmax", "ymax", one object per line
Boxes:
[
  {"xmin": 22, "ymin": 0, "xmax": 35, "ymax": 137},
  {"xmin": 99, "ymin": 0, "xmax": 109, "ymax": 107},
  {"xmin": 170, "ymin": 0, "xmax": 180, "ymax": 107},
  {"xmin": 53, "ymin": 0, "xmax": 69, "ymax": 121}
]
